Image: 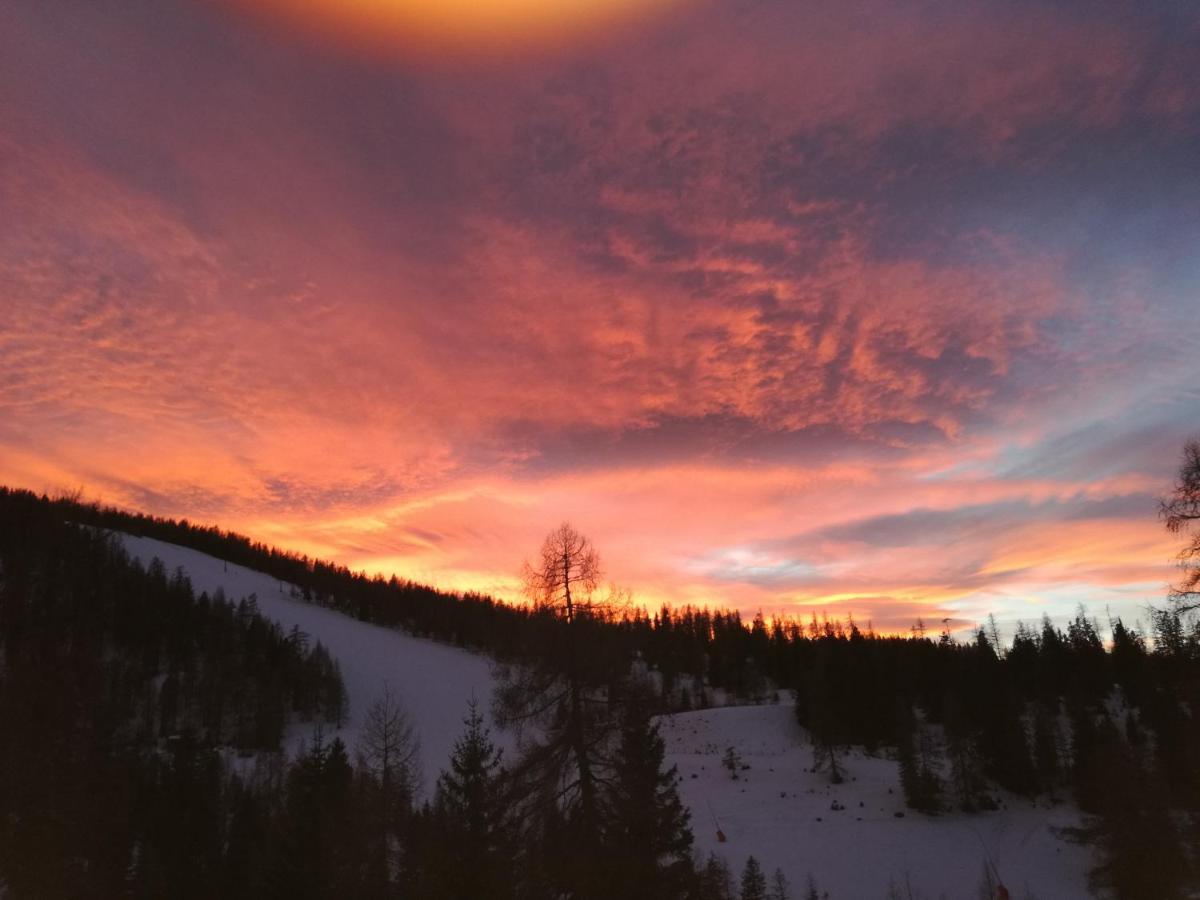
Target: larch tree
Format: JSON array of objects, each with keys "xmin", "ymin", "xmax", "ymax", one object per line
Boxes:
[
  {"xmin": 358, "ymin": 683, "xmax": 421, "ymax": 878},
  {"xmin": 522, "ymin": 521, "xmax": 602, "ymax": 623},
  {"xmin": 495, "ymin": 523, "xmax": 625, "ymax": 898},
  {"xmin": 360, "ymin": 683, "xmax": 421, "ymax": 808}
]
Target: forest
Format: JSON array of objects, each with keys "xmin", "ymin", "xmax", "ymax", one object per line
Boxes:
[{"xmin": 3, "ymin": 447, "xmax": 1200, "ymax": 898}]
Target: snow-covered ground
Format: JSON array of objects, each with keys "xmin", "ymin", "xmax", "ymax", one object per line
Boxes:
[
  {"xmin": 119, "ymin": 534, "xmax": 502, "ymax": 797},
  {"xmin": 660, "ymin": 704, "xmax": 1093, "ymax": 899},
  {"xmin": 118, "ymin": 533, "xmax": 1096, "ymax": 897}
]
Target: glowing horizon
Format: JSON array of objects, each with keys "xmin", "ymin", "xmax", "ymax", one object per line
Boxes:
[{"xmin": 2, "ymin": 0, "xmax": 1197, "ymax": 636}]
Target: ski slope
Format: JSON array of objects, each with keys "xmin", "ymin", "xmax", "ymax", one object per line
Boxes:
[
  {"xmin": 119, "ymin": 533, "xmax": 503, "ymax": 798},
  {"xmin": 661, "ymin": 704, "xmax": 1094, "ymax": 899},
  {"xmin": 118, "ymin": 533, "xmax": 1096, "ymax": 897}
]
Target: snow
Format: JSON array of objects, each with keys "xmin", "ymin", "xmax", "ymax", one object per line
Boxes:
[
  {"xmin": 118, "ymin": 534, "xmax": 502, "ymax": 798},
  {"xmin": 659, "ymin": 703, "xmax": 1094, "ymax": 899},
  {"xmin": 118, "ymin": 533, "xmax": 1097, "ymax": 897}
]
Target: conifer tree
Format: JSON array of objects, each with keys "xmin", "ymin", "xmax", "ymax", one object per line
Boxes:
[
  {"xmin": 599, "ymin": 694, "xmax": 694, "ymax": 899},
  {"xmin": 698, "ymin": 853, "xmax": 734, "ymax": 900},
  {"xmin": 428, "ymin": 699, "xmax": 513, "ymax": 898},
  {"xmin": 273, "ymin": 731, "xmax": 360, "ymax": 898},
  {"xmin": 897, "ymin": 706, "xmax": 942, "ymax": 813},
  {"xmin": 740, "ymin": 855, "xmax": 768, "ymax": 900}
]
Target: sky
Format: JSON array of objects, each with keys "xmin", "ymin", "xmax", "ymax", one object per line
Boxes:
[{"xmin": 2, "ymin": 0, "xmax": 1198, "ymax": 634}]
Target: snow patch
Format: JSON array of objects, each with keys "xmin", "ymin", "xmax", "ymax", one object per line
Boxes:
[{"xmin": 659, "ymin": 704, "xmax": 1094, "ymax": 899}]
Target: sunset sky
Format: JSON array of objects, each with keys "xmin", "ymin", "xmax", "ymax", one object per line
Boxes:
[{"xmin": 2, "ymin": 0, "xmax": 1198, "ymax": 633}]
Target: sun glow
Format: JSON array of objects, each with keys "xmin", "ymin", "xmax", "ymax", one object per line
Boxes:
[{"xmin": 232, "ymin": 0, "xmax": 678, "ymax": 55}]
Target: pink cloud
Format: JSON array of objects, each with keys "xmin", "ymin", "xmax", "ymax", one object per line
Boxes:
[{"xmin": 2, "ymin": 0, "xmax": 1196, "ymax": 633}]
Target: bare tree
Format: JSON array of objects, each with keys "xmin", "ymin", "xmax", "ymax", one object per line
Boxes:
[
  {"xmin": 522, "ymin": 522, "xmax": 601, "ymax": 621},
  {"xmin": 357, "ymin": 683, "xmax": 421, "ymax": 881},
  {"xmin": 359, "ymin": 683, "xmax": 421, "ymax": 807},
  {"xmin": 1161, "ymin": 439, "xmax": 1200, "ymax": 609}
]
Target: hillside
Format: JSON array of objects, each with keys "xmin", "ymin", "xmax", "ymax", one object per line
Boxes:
[
  {"xmin": 119, "ymin": 533, "xmax": 503, "ymax": 797},
  {"xmin": 120, "ymin": 532, "xmax": 1096, "ymax": 898},
  {"xmin": 662, "ymin": 704, "xmax": 1092, "ymax": 899}
]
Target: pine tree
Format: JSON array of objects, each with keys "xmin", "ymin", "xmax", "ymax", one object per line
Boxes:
[
  {"xmin": 769, "ymin": 867, "xmax": 791, "ymax": 900},
  {"xmin": 1033, "ymin": 702, "xmax": 1061, "ymax": 791},
  {"xmin": 273, "ymin": 731, "xmax": 360, "ymax": 898},
  {"xmin": 897, "ymin": 707, "xmax": 942, "ymax": 813},
  {"xmin": 428, "ymin": 699, "xmax": 513, "ymax": 898},
  {"xmin": 599, "ymin": 695, "xmax": 694, "ymax": 899},
  {"xmin": 698, "ymin": 853, "xmax": 734, "ymax": 900},
  {"xmin": 803, "ymin": 648, "xmax": 845, "ymax": 784},
  {"xmin": 740, "ymin": 855, "xmax": 767, "ymax": 900}
]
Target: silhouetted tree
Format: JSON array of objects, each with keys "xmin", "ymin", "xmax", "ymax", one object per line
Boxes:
[
  {"xmin": 1161, "ymin": 439, "xmax": 1200, "ymax": 609},
  {"xmin": 698, "ymin": 853, "xmax": 735, "ymax": 900},
  {"xmin": 599, "ymin": 694, "xmax": 694, "ymax": 899},
  {"xmin": 272, "ymin": 731, "xmax": 361, "ymax": 899},
  {"xmin": 897, "ymin": 706, "xmax": 942, "ymax": 814},
  {"xmin": 357, "ymin": 683, "xmax": 420, "ymax": 882},
  {"xmin": 740, "ymin": 855, "xmax": 767, "ymax": 900},
  {"xmin": 769, "ymin": 868, "xmax": 791, "ymax": 900},
  {"xmin": 495, "ymin": 523, "xmax": 624, "ymax": 898},
  {"xmin": 426, "ymin": 699, "xmax": 514, "ymax": 898}
]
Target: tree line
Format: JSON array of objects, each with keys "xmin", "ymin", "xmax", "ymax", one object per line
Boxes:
[
  {"xmin": 0, "ymin": 487, "xmax": 346, "ymax": 895},
  {"xmin": 4, "ymin": 436, "xmax": 1200, "ymax": 897},
  {"xmin": 0, "ymin": 493, "xmax": 704, "ymax": 898}
]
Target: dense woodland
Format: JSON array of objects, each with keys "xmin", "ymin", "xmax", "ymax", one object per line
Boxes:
[
  {"xmin": 0, "ymin": 492, "xmax": 700, "ymax": 898},
  {"xmin": 5, "ymin": 469, "xmax": 1200, "ymax": 897}
]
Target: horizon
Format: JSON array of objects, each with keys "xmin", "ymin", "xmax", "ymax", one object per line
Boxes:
[
  {"xmin": 8, "ymin": 484, "xmax": 1178, "ymax": 642},
  {"xmin": 3, "ymin": 0, "xmax": 1198, "ymax": 633}
]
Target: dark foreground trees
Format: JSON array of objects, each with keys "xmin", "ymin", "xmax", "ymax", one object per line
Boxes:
[
  {"xmin": 11, "ymin": 434, "xmax": 1200, "ymax": 899},
  {"xmin": 0, "ymin": 491, "xmax": 348, "ymax": 898},
  {"xmin": 357, "ymin": 683, "xmax": 421, "ymax": 878},
  {"xmin": 599, "ymin": 695, "xmax": 694, "ymax": 899},
  {"xmin": 495, "ymin": 523, "xmax": 627, "ymax": 897},
  {"xmin": 413, "ymin": 699, "xmax": 516, "ymax": 898},
  {"xmin": 494, "ymin": 523, "xmax": 703, "ymax": 899},
  {"xmin": 0, "ymin": 499, "xmax": 704, "ymax": 899}
]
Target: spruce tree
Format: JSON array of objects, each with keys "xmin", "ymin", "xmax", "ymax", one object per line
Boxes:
[
  {"xmin": 273, "ymin": 731, "xmax": 360, "ymax": 899},
  {"xmin": 897, "ymin": 706, "xmax": 942, "ymax": 813},
  {"xmin": 599, "ymin": 695, "xmax": 694, "ymax": 899},
  {"xmin": 769, "ymin": 867, "xmax": 791, "ymax": 900},
  {"xmin": 698, "ymin": 853, "xmax": 734, "ymax": 900},
  {"xmin": 429, "ymin": 699, "xmax": 513, "ymax": 898},
  {"xmin": 740, "ymin": 856, "xmax": 767, "ymax": 900}
]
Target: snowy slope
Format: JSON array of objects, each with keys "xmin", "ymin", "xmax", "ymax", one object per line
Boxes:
[
  {"xmin": 660, "ymin": 704, "xmax": 1094, "ymax": 899},
  {"xmin": 118, "ymin": 533, "xmax": 1096, "ymax": 897},
  {"xmin": 118, "ymin": 534, "xmax": 502, "ymax": 798}
]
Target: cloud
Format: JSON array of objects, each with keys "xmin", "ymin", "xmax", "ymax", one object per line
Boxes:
[{"xmin": 1, "ymin": 0, "xmax": 1197, "ymax": 630}]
